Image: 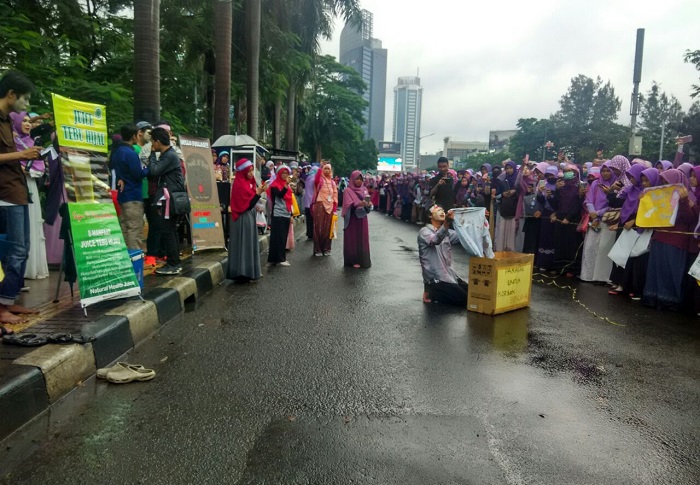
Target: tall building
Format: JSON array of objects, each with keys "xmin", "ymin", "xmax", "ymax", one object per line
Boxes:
[
  {"xmin": 393, "ymin": 76, "xmax": 423, "ymax": 171},
  {"xmin": 339, "ymin": 10, "xmax": 387, "ymax": 142}
]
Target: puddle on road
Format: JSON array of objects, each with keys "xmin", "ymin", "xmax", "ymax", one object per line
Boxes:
[{"xmin": 467, "ymin": 309, "xmax": 529, "ymax": 353}]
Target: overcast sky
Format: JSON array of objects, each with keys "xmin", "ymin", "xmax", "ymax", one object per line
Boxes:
[{"xmin": 320, "ymin": 0, "xmax": 699, "ymax": 155}]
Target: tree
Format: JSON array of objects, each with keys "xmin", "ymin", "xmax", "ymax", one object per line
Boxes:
[
  {"xmin": 551, "ymin": 75, "xmax": 626, "ymax": 162},
  {"xmin": 676, "ymin": 101, "xmax": 700, "ymax": 163},
  {"xmin": 684, "ymin": 49, "xmax": 700, "ymax": 99},
  {"xmin": 213, "ymin": 0, "xmax": 233, "ymax": 139},
  {"xmin": 246, "ymin": 0, "xmax": 261, "ymax": 139},
  {"xmin": 508, "ymin": 118, "xmax": 557, "ymax": 162},
  {"xmin": 639, "ymin": 81, "xmax": 685, "ymax": 161},
  {"xmin": 299, "ymin": 55, "xmax": 367, "ymax": 174},
  {"xmin": 134, "ymin": 0, "xmax": 161, "ymax": 123}
]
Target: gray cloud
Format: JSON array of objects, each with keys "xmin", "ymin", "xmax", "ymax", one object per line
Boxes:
[{"xmin": 320, "ymin": 0, "xmax": 698, "ymax": 155}]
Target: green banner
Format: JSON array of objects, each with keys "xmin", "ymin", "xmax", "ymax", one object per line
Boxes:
[{"xmin": 68, "ymin": 203, "xmax": 141, "ymax": 307}]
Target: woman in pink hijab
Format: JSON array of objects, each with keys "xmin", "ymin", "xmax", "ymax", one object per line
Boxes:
[
  {"xmin": 312, "ymin": 163, "xmax": 338, "ymax": 256},
  {"xmin": 342, "ymin": 171, "xmax": 372, "ymax": 268}
]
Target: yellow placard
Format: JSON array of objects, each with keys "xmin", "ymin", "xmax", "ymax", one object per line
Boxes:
[
  {"xmin": 636, "ymin": 185, "xmax": 681, "ymax": 228},
  {"xmin": 52, "ymin": 93, "xmax": 108, "ymax": 153},
  {"xmin": 495, "ymin": 262, "xmax": 532, "ymax": 310}
]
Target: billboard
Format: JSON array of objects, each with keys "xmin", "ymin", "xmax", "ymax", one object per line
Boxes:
[
  {"xmin": 378, "ymin": 141, "xmax": 401, "ymax": 154},
  {"xmin": 489, "ymin": 130, "xmax": 518, "ymax": 151},
  {"xmin": 377, "ymin": 156, "xmax": 402, "ymax": 172}
]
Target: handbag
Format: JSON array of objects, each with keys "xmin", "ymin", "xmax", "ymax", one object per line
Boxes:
[
  {"xmin": 577, "ymin": 211, "xmax": 590, "ymax": 233},
  {"xmin": 522, "ymin": 192, "xmax": 537, "ymax": 218},
  {"xmin": 291, "ymin": 193, "xmax": 301, "ymax": 217},
  {"xmin": 601, "ymin": 208, "xmax": 621, "ymax": 226},
  {"xmin": 498, "ymin": 193, "xmax": 517, "ymax": 218},
  {"xmin": 170, "ymin": 191, "xmax": 191, "ymax": 216},
  {"xmin": 329, "ymin": 214, "xmax": 338, "ymax": 239}
]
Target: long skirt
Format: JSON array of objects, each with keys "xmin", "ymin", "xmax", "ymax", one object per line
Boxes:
[
  {"xmin": 227, "ymin": 210, "xmax": 261, "ymax": 281},
  {"xmin": 268, "ymin": 216, "xmax": 290, "ymax": 263},
  {"xmin": 343, "ymin": 212, "xmax": 371, "ymax": 268},
  {"xmin": 535, "ymin": 216, "xmax": 556, "ymax": 269},
  {"xmin": 370, "ymin": 189, "xmax": 379, "ymax": 208},
  {"xmin": 554, "ymin": 223, "xmax": 583, "ymax": 272},
  {"xmin": 312, "ymin": 201, "xmax": 333, "ymax": 254},
  {"xmin": 610, "ymin": 229, "xmax": 625, "ymax": 286},
  {"xmin": 622, "ymin": 253, "xmax": 649, "ymax": 297},
  {"xmin": 304, "ymin": 207, "xmax": 313, "ymax": 238},
  {"xmin": 379, "ymin": 193, "xmax": 387, "ymax": 213},
  {"xmin": 521, "ymin": 218, "xmax": 540, "ymax": 255},
  {"xmin": 25, "ymin": 178, "xmax": 49, "ymax": 280},
  {"xmin": 642, "ymin": 240, "xmax": 687, "ymax": 309},
  {"xmin": 579, "ymin": 227, "xmax": 603, "ymax": 282},
  {"xmin": 592, "ymin": 227, "xmax": 616, "ymax": 283},
  {"xmin": 683, "ymin": 253, "xmax": 700, "ymax": 315},
  {"xmin": 494, "ymin": 216, "xmax": 517, "ymax": 252}
]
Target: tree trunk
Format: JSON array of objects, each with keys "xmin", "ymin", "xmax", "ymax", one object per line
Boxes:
[
  {"xmin": 133, "ymin": 0, "xmax": 160, "ymax": 123},
  {"xmin": 245, "ymin": 0, "xmax": 261, "ymax": 139},
  {"xmin": 273, "ymin": 97, "xmax": 282, "ymax": 148},
  {"xmin": 213, "ymin": 0, "xmax": 233, "ymax": 139},
  {"xmin": 285, "ymin": 84, "xmax": 296, "ymax": 151}
]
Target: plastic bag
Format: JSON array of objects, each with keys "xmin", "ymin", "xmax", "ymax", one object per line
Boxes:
[
  {"xmin": 451, "ymin": 207, "xmax": 495, "ymax": 264},
  {"xmin": 329, "ymin": 214, "xmax": 338, "ymax": 239},
  {"xmin": 291, "ymin": 193, "xmax": 301, "ymax": 217}
]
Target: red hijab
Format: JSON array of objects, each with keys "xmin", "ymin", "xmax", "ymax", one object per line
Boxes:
[
  {"xmin": 269, "ymin": 165, "xmax": 293, "ymax": 211},
  {"xmin": 230, "ymin": 161, "xmax": 257, "ymax": 223}
]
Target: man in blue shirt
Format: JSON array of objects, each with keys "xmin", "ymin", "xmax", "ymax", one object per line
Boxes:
[{"xmin": 112, "ymin": 124, "xmax": 147, "ymax": 250}]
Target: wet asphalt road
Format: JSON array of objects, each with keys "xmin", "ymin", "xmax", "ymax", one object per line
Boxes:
[{"xmin": 2, "ymin": 212, "xmax": 699, "ymax": 484}]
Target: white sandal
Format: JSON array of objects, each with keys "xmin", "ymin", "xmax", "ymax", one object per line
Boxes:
[
  {"xmin": 106, "ymin": 365, "xmax": 156, "ymax": 384},
  {"xmin": 97, "ymin": 362, "xmax": 144, "ymax": 379}
]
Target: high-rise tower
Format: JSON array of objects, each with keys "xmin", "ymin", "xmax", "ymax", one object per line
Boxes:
[
  {"xmin": 393, "ymin": 76, "xmax": 423, "ymax": 171},
  {"xmin": 339, "ymin": 10, "xmax": 387, "ymax": 142}
]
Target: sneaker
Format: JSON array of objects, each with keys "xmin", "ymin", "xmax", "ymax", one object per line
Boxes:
[
  {"xmin": 314, "ymin": 253, "xmax": 323, "ymax": 257},
  {"xmin": 144, "ymin": 256, "xmax": 157, "ymax": 267},
  {"xmin": 323, "ymin": 251, "xmax": 331, "ymax": 256},
  {"xmin": 155, "ymin": 264, "xmax": 180, "ymax": 275},
  {"xmin": 278, "ymin": 261, "xmax": 291, "ymax": 267},
  {"xmin": 630, "ymin": 294, "xmax": 641, "ymax": 301},
  {"xmin": 20, "ymin": 286, "xmax": 30, "ymax": 292}
]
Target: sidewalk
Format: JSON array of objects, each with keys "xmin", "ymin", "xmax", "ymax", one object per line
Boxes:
[{"xmin": 0, "ymin": 219, "xmax": 290, "ymax": 442}]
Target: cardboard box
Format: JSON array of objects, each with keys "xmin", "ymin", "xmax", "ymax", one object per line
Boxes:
[{"xmin": 467, "ymin": 252, "xmax": 534, "ymax": 315}]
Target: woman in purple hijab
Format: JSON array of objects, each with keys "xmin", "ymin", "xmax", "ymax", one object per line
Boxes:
[
  {"xmin": 607, "ymin": 164, "xmax": 648, "ymax": 298},
  {"xmin": 551, "ymin": 164, "xmax": 584, "ymax": 275},
  {"xmin": 643, "ymin": 169, "xmax": 696, "ymax": 310},
  {"xmin": 342, "ymin": 171, "xmax": 372, "ymax": 268},
  {"xmin": 9, "ymin": 111, "xmax": 49, "ymax": 281},
  {"xmin": 535, "ymin": 165, "xmax": 559, "ymax": 271}
]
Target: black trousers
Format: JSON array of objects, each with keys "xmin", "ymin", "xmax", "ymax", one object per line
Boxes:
[
  {"xmin": 304, "ymin": 207, "xmax": 313, "ymax": 238},
  {"xmin": 268, "ymin": 216, "xmax": 290, "ymax": 263},
  {"xmin": 146, "ymin": 200, "xmax": 162, "ymax": 257},
  {"xmin": 426, "ymin": 279, "xmax": 469, "ymax": 306},
  {"xmin": 159, "ymin": 211, "xmax": 181, "ymax": 265}
]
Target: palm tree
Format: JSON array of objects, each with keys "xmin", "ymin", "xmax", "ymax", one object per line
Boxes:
[
  {"xmin": 213, "ymin": 0, "xmax": 233, "ymax": 139},
  {"xmin": 133, "ymin": 0, "xmax": 161, "ymax": 122},
  {"xmin": 246, "ymin": 0, "xmax": 262, "ymax": 139}
]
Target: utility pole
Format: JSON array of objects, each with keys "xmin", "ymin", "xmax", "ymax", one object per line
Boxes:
[{"xmin": 629, "ymin": 28, "xmax": 644, "ymax": 156}]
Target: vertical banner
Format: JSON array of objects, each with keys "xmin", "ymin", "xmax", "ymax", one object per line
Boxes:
[
  {"xmin": 52, "ymin": 93, "xmax": 140, "ymax": 307},
  {"xmin": 67, "ymin": 203, "xmax": 141, "ymax": 307},
  {"xmin": 179, "ymin": 136, "xmax": 226, "ymax": 250}
]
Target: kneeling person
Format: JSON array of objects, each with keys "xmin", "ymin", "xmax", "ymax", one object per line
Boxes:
[{"xmin": 418, "ymin": 205, "xmax": 468, "ymax": 306}]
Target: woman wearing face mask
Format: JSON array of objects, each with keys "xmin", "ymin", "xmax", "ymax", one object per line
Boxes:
[
  {"xmin": 9, "ymin": 111, "xmax": 48, "ymax": 282},
  {"xmin": 550, "ymin": 164, "xmax": 584, "ymax": 276},
  {"xmin": 643, "ymin": 169, "xmax": 695, "ymax": 311}
]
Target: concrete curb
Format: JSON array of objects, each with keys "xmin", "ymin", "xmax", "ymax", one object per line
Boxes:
[{"xmin": 0, "ymin": 218, "xmax": 303, "ymax": 442}]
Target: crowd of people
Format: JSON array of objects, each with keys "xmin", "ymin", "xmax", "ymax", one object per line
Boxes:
[{"xmin": 353, "ymin": 151, "xmax": 700, "ymax": 315}]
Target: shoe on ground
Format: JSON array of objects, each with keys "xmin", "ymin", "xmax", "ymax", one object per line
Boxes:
[
  {"xmin": 323, "ymin": 252, "xmax": 331, "ymax": 256},
  {"xmin": 20, "ymin": 286, "xmax": 29, "ymax": 292},
  {"xmin": 155, "ymin": 264, "xmax": 180, "ymax": 275},
  {"xmin": 144, "ymin": 256, "xmax": 157, "ymax": 267},
  {"xmin": 314, "ymin": 253, "xmax": 323, "ymax": 257},
  {"xmin": 106, "ymin": 365, "xmax": 156, "ymax": 384},
  {"xmin": 97, "ymin": 362, "xmax": 144, "ymax": 379},
  {"xmin": 278, "ymin": 261, "xmax": 291, "ymax": 267},
  {"xmin": 630, "ymin": 294, "xmax": 641, "ymax": 301}
]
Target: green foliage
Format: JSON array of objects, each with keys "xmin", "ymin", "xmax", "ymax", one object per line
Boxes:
[
  {"xmin": 298, "ymin": 55, "xmax": 369, "ymax": 175},
  {"xmin": 639, "ymin": 81, "xmax": 685, "ymax": 161},
  {"xmin": 684, "ymin": 49, "xmax": 700, "ymax": 99},
  {"xmin": 454, "ymin": 152, "xmax": 513, "ymax": 172}
]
